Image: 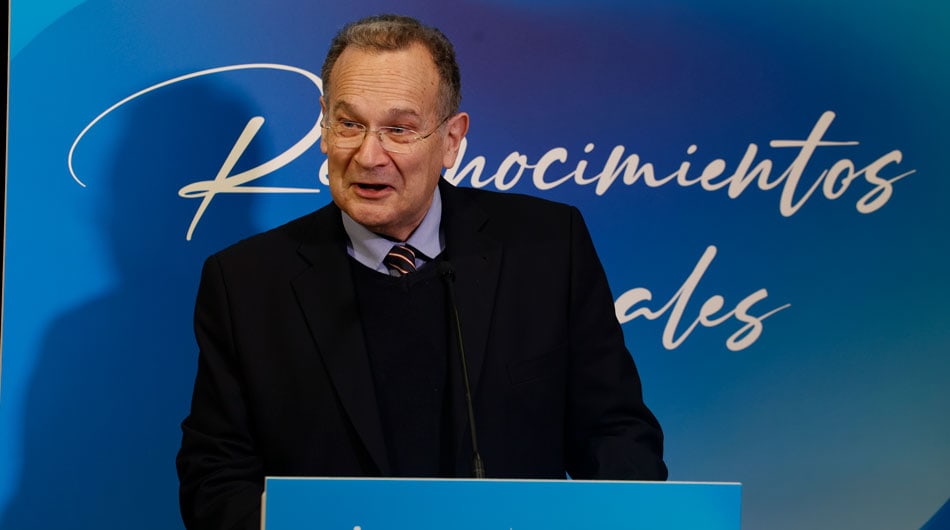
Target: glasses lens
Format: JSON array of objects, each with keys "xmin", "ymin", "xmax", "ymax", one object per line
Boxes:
[
  {"xmin": 380, "ymin": 127, "xmax": 420, "ymax": 154},
  {"xmin": 328, "ymin": 122, "xmax": 361, "ymax": 148},
  {"xmin": 325, "ymin": 121, "xmax": 418, "ymax": 154}
]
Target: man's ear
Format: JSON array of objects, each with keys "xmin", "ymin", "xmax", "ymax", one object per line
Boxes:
[
  {"xmin": 319, "ymin": 96, "xmax": 329, "ymax": 154},
  {"xmin": 441, "ymin": 112, "xmax": 470, "ymax": 169}
]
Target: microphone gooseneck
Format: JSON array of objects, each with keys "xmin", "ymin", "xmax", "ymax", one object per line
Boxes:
[{"xmin": 438, "ymin": 261, "xmax": 486, "ymax": 479}]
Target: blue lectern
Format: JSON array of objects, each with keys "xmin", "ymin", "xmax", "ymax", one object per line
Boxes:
[{"xmin": 263, "ymin": 477, "xmax": 741, "ymax": 530}]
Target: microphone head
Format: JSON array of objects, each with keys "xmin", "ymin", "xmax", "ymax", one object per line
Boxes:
[{"xmin": 437, "ymin": 260, "xmax": 456, "ymax": 281}]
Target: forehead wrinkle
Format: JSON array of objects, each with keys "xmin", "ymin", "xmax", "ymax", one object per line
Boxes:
[
  {"xmin": 327, "ymin": 46, "xmax": 440, "ymax": 122},
  {"xmin": 332, "ymin": 68, "xmax": 433, "ymax": 101}
]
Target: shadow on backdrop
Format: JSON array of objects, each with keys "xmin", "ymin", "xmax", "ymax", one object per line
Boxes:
[{"xmin": 1, "ymin": 79, "xmax": 267, "ymax": 530}]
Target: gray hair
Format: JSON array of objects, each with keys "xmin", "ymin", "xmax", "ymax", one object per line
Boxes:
[{"xmin": 321, "ymin": 14, "xmax": 462, "ymax": 117}]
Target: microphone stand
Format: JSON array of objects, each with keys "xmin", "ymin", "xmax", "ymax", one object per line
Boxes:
[{"xmin": 439, "ymin": 262, "xmax": 486, "ymax": 479}]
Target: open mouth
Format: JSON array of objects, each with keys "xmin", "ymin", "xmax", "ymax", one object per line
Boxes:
[{"xmin": 357, "ymin": 183, "xmax": 390, "ymax": 191}]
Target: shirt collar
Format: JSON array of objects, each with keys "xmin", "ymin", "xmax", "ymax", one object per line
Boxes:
[{"xmin": 341, "ymin": 186, "xmax": 445, "ymax": 274}]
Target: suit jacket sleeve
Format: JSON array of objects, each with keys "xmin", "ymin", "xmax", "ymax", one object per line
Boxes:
[
  {"xmin": 562, "ymin": 206, "xmax": 668, "ymax": 480},
  {"xmin": 177, "ymin": 254, "xmax": 263, "ymax": 530}
]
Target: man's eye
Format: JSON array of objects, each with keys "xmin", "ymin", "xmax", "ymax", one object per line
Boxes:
[
  {"xmin": 384, "ymin": 126, "xmax": 413, "ymax": 136},
  {"xmin": 339, "ymin": 120, "xmax": 363, "ymax": 130}
]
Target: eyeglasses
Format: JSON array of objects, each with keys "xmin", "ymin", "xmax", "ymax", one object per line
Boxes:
[{"xmin": 321, "ymin": 114, "xmax": 452, "ymax": 154}]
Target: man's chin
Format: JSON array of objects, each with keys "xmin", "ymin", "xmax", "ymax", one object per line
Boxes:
[{"xmin": 345, "ymin": 206, "xmax": 396, "ymax": 234}]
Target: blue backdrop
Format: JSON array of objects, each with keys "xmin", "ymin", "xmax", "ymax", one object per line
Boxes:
[{"xmin": 4, "ymin": 1, "xmax": 949, "ymax": 529}]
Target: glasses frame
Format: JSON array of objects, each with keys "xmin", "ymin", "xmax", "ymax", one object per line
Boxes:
[{"xmin": 321, "ymin": 114, "xmax": 453, "ymax": 154}]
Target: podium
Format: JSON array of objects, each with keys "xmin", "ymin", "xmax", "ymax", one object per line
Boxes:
[{"xmin": 262, "ymin": 477, "xmax": 741, "ymax": 529}]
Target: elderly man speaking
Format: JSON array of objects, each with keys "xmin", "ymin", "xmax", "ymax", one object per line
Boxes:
[{"xmin": 177, "ymin": 14, "xmax": 667, "ymax": 530}]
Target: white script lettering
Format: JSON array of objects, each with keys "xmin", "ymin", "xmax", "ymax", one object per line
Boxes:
[
  {"xmin": 68, "ymin": 63, "xmax": 325, "ymax": 240},
  {"xmin": 614, "ymin": 245, "xmax": 791, "ymax": 351},
  {"xmin": 71, "ymin": 65, "xmax": 913, "ymax": 238},
  {"xmin": 445, "ymin": 111, "xmax": 914, "ymax": 216},
  {"xmin": 68, "ymin": 65, "xmax": 914, "ymax": 353}
]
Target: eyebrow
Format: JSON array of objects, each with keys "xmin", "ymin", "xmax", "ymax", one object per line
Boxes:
[{"xmin": 330, "ymin": 100, "xmax": 424, "ymax": 122}]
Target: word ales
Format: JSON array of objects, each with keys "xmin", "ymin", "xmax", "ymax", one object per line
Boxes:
[{"xmin": 616, "ymin": 245, "xmax": 790, "ymax": 352}]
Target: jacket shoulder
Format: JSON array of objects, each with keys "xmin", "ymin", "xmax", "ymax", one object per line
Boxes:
[{"xmin": 442, "ymin": 183, "xmax": 578, "ymax": 232}]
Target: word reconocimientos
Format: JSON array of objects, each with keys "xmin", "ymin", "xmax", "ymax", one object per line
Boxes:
[{"xmin": 69, "ymin": 64, "xmax": 915, "ymax": 351}]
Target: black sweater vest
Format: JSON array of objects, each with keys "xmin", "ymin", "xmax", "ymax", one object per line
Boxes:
[{"xmin": 350, "ymin": 258, "xmax": 454, "ymax": 476}]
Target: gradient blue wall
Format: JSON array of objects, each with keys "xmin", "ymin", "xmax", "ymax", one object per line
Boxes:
[{"xmin": 3, "ymin": 1, "xmax": 948, "ymax": 529}]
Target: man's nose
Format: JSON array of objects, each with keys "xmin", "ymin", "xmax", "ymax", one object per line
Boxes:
[{"xmin": 354, "ymin": 130, "xmax": 390, "ymax": 167}]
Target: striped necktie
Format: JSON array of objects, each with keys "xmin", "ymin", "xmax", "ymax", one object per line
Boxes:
[{"xmin": 384, "ymin": 244, "xmax": 417, "ymax": 276}]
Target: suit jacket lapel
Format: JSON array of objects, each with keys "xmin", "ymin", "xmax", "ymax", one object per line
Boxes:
[
  {"xmin": 290, "ymin": 205, "xmax": 391, "ymax": 475},
  {"xmin": 439, "ymin": 181, "xmax": 503, "ymax": 461}
]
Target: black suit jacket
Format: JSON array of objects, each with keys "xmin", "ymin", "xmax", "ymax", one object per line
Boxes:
[{"xmin": 177, "ymin": 181, "xmax": 666, "ymax": 530}]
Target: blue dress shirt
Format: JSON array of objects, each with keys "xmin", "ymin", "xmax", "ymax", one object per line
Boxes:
[{"xmin": 340, "ymin": 187, "xmax": 446, "ymax": 274}]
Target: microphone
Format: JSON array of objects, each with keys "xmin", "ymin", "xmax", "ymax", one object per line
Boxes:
[{"xmin": 438, "ymin": 261, "xmax": 486, "ymax": 479}]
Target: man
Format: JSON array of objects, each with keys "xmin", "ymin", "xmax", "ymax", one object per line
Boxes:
[{"xmin": 177, "ymin": 14, "xmax": 666, "ymax": 530}]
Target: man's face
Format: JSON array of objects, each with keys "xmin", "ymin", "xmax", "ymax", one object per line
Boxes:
[{"xmin": 320, "ymin": 43, "xmax": 469, "ymax": 241}]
